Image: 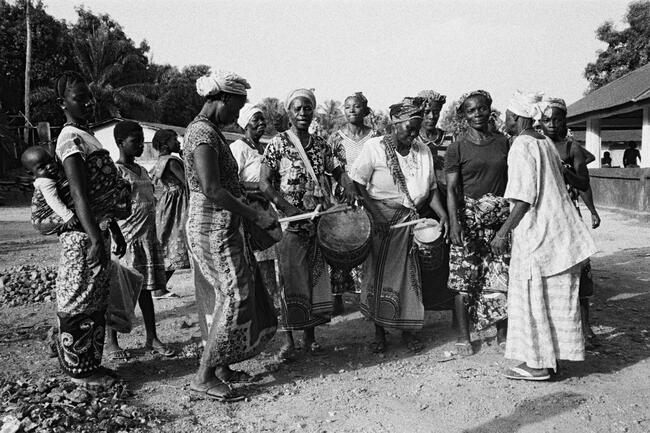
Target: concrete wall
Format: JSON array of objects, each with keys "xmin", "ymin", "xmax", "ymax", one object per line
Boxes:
[{"xmin": 590, "ymin": 168, "xmax": 650, "ymax": 218}]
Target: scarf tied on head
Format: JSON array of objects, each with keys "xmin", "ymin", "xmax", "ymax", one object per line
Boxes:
[
  {"xmin": 237, "ymin": 103, "xmax": 263, "ymax": 129},
  {"xmin": 285, "ymin": 88, "xmax": 316, "ymax": 111},
  {"xmin": 507, "ymin": 90, "xmax": 545, "ymax": 120},
  {"xmin": 196, "ymin": 70, "xmax": 250, "ymax": 97},
  {"xmin": 417, "ymin": 90, "xmax": 447, "ymax": 108},
  {"xmin": 389, "ymin": 96, "xmax": 425, "ymax": 123}
]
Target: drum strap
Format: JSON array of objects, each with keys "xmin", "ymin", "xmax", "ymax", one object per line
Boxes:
[
  {"xmin": 284, "ymin": 130, "xmax": 326, "ymax": 199},
  {"xmin": 383, "ymin": 135, "xmax": 417, "ymax": 211}
]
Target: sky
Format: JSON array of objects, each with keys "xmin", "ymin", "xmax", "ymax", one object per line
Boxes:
[{"xmin": 44, "ymin": 0, "xmax": 633, "ymax": 113}]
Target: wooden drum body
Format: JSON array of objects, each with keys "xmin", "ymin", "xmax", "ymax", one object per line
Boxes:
[
  {"xmin": 317, "ymin": 205, "xmax": 371, "ymax": 269},
  {"xmin": 413, "ymin": 219, "xmax": 444, "ymax": 271},
  {"xmin": 243, "ymin": 199, "xmax": 283, "ymax": 251}
]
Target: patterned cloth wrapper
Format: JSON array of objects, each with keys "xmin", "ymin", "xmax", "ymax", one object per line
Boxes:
[
  {"xmin": 31, "ymin": 149, "xmax": 131, "ymax": 235},
  {"xmin": 449, "ymin": 193, "xmax": 510, "ymax": 329}
]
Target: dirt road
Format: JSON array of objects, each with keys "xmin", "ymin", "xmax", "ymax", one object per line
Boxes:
[{"xmin": 1, "ymin": 206, "xmax": 649, "ymax": 433}]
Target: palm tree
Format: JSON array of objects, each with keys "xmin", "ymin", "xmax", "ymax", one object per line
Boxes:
[
  {"xmin": 72, "ymin": 23, "xmax": 159, "ymax": 122},
  {"xmin": 257, "ymin": 97, "xmax": 287, "ymax": 135},
  {"xmin": 317, "ymin": 99, "xmax": 344, "ymax": 137}
]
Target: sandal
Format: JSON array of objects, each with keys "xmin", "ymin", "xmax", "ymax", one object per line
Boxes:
[
  {"xmin": 370, "ymin": 340, "xmax": 387, "ymax": 354},
  {"xmin": 71, "ymin": 368, "xmax": 119, "ymax": 389},
  {"xmin": 454, "ymin": 342, "xmax": 474, "ymax": 356},
  {"xmin": 504, "ymin": 363, "xmax": 550, "ymax": 381},
  {"xmin": 497, "ymin": 341, "xmax": 507, "ymax": 353},
  {"xmin": 303, "ymin": 341, "xmax": 325, "ymax": 355},
  {"xmin": 189, "ymin": 381, "xmax": 245, "ymax": 403},
  {"xmin": 106, "ymin": 349, "xmax": 131, "ymax": 362},
  {"xmin": 404, "ymin": 335, "xmax": 424, "ymax": 353},
  {"xmin": 153, "ymin": 290, "xmax": 179, "ymax": 299},
  {"xmin": 217, "ymin": 369, "xmax": 253, "ymax": 384},
  {"xmin": 277, "ymin": 345, "xmax": 299, "ymax": 362},
  {"xmin": 145, "ymin": 343, "xmax": 177, "ymax": 358}
]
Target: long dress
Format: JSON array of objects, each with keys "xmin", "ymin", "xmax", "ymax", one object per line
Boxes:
[
  {"xmin": 328, "ymin": 128, "xmax": 377, "ymax": 295},
  {"xmin": 504, "ymin": 134, "xmax": 598, "ymax": 370},
  {"xmin": 184, "ymin": 116, "xmax": 277, "ymax": 366},
  {"xmin": 150, "ymin": 155, "xmax": 190, "ymax": 271},
  {"xmin": 115, "ymin": 163, "xmax": 166, "ymax": 292},
  {"xmin": 262, "ymin": 131, "xmax": 337, "ymax": 330},
  {"xmin": 444, "ymin": 134, "xmax": 511, "ymax": 329},
  {"xmin": 350, "ymin": 135, "xmax": 437, "ymax": 330},
  {"xmin": 54, "ymin": 125, "xmax": 112, "ymax": 378}
]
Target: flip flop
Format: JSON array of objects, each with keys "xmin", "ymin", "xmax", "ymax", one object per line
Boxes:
[
  {"xmin": 218, "ymin": 370, "xmax": 253, "ymax": 384},
  {"xmin": 497, "ymin": 341, "xmax": 507, "ymax": 353},
  {"xmin": 277, "ymin": 346, "xmax": 299, "ymax": 362},
  {"xmin": 106, "ymin": 349, "xmax": 131, "ymax": 362},
  {"xmin": 370, "ymin": 340, "xmax": 387, "ymax": 354},
  {"xmin": 303, "ymin": 341, "xmax": 325, "ymax": 355},
  {"xmin": 71, "ymin": 368, "xmax": 118, "ymax": 389},
  {"xmin": 504, "ymin": 364, "xmax": 550, "ymax": 381},
  {"xmin": 189, "ymin": 382, "xmax": 245, "ymax": 403},
  {"xmin": 454, "ymin": 342, "xmax": 474, "ymax": 356},
  {"xmin": 145, "ymin": 344, "xmax": 177, "ymax": 357},
  {"xmin": 152, "ymin": 291, "xmax": 179, "ymax": 299},
  {"xmin": 405, "ymin": 336, "xmax": 424, "ymax": 353}
]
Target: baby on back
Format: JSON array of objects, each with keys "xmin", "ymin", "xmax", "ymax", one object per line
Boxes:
[{"xmin": 21, "ymin": 146, "xmax": 81, "ymax": 233}]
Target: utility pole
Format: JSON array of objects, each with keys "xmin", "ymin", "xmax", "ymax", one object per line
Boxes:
[{"xmin": 24, "ymin": 0, "xmax": 32, "ymax": 144}]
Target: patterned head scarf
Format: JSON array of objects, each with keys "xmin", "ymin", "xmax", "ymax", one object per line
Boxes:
[
  {"xmin": 389, "ymin": 97, "xmax": 425, "ymax": 123},
  {"xmin": 507, "ymin": 90, "xmax": 545, "ymax": 120},
  {"xmin": 285, "ymin": 88, "xmax": 316, "ymax": 111},
  {"xmin": 345, "ymin": 92, "xmax": 368, "ymax": 106},
  {"xmin": 456, "ymin": 90, "xmax": 492, "ymax": 114},
  {"xmin": 237, "ymin": 103, "xmax": 264, "ymax": 129},
  {"xmin": 541, "ymin": 96, "xmax": 567, "ymax": 116},
  {"xmin": 196, "ymin": 70, "xmax": 250, "ymax": 97},
  {"xmin": 417, "ymin": 90, "xmax": 447, "ymax": 108}
]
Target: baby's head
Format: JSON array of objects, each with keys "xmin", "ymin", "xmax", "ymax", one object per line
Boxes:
[
  {"xmin": 114, "ymin": 120, "xmax": 144, "ymax": 158},
  {"xmin": 21, "ymin": 146, "xmax": 58, "ymax": 179}
]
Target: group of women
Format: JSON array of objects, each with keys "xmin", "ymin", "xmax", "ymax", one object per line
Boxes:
[{"xmin": 47, "ymin": 67, "xmax": 598, "ymax": 400}]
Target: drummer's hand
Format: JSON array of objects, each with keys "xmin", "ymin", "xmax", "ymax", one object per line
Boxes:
[
  {"xmin": 340, "ymin": 175, "xmax": 359, "ymax": 205},
  {"xmin": 254, "ymin": 210, "xmax": 277, "ymax": 230},
  {"xmin": 591, "ymin": 212, "xmax": 601, "ymax": 229},
  {"xmin": 439, "ymin": 215, "xmax": 449, "ymax": 240},
  {"xmin": 449, "ymin": 220, "xmax": 463, "ymax": 246},
  {"xmin": 490, "ymin": 233, "xmax": 508, "ymax": 256}
]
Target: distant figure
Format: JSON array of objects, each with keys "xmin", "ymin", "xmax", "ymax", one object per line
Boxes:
[
  {"xmin": 601, "ymin": 151, "xmax": 612, "ymax": 167},
  {"xmin": 623, "ymin": 142, "xmax": 640, "ymax": 167}
]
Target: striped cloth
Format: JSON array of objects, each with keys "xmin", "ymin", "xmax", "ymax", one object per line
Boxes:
[{"xmin": 505, "ymin": 264, "xmax": 584, "ymax": 370}]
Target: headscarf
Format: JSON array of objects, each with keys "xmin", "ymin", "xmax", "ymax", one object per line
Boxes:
[
  {"xmin": 389, "ymin": 97, "xmax": 425, "ymax": 123},
  {"xmin": 113, "ymin": 120, "xmax": 142, "ymax": 142},
  {"xmin": 541, "ymin": 96, "xmax": 567, "ymax": 116},
  {"xmin": 196, "ymin": 70, "xmax": 250, "ymax": 97},
  {"xmin": 285, "ymin": 88, "xmax": 316, "ymax": 111},
  {"xmin": 345, "ymin": 92, "xmax": 368, "ymax": 106},
  {"xmin": 456, "ymin": 90, "xmax": 492, "ymax": 114},
  {"xmin": 417, "ymin": 90, "xmax": 447, "ymax": 107},
  {"xmin": 237, "ymin": 103, "xmax": 263, "ymax": 129},
  {"xmin": 507, "ymin": 90, "xmax": 545, "ymax": 120}
]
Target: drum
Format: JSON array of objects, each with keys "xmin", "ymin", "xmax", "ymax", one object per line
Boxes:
[
  {"xmin": 243, "ymin": 199, "xmax": 283, "ymax": 251},
  {"xmin": 317, "ymin": 205, "xmax": 371, "ymax": 269},
  {"xmin": 413, "ymin": 219, "xmax": 444, "ymax": 271}
]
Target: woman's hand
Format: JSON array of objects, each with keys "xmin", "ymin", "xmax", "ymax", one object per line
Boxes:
[
  {"xmin": 87, "ymin": 235, "xmax": 108, "ymax": 268},
  {"xmin": 449, "ymin": 220, "xmax": 464, "ymax": 246},
  {"xmin": 490, "ymin": 233, "xmax": 509, "ymax": 256},
  {"xmin": 439, "ymin": 214, "xmax": 449, "ymax": 241},
  {"xmin": 340, "ymin": 173, "xmax": 359, "ymax": 205},
  {"xmin": 591, "ymin": 212, "xmax": 601, "ymax": 229},
  {"xmin": 110, "ymin": 227, "xmax": 127, "ymax": 258},
  {"xmin": 254, "ymin": 210, "xmax": 278, "ymax": 230}
]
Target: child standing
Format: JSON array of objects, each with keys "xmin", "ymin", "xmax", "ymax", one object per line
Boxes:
[
  {"xmin": 150, "ymin": 129, "xmax": 189, "ymax": 298},
  {"xmin": 106, "ymin": 120, "xmax": 175, "ymax": 360}
]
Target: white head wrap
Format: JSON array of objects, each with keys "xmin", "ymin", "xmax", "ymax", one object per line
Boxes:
[
  {"xmin": 507, "ymin": 90, "xmax": 544, "ymax": 120},
  {"xmin": 541, "ymin": 96, "xmax": 567, "ymax": 117},
  {"xmin": 196, "ymin": 70, "xmax": 250, "ymax": 98},
  {"xmin": 285, "ymin": 88, "xmax": 316, "ymax": 111},
  {"xmin": 237, "ymin": 103, "xmax": 263, "ymax": 129}
]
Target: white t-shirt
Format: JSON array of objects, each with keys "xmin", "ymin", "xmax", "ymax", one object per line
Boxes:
[
  {"xmin": 34, "ymin": 177, "xmax": 75, "ymax": 222},
  {"xmin": 55, "ymin": 125, "xmax": 103, "ymax": 162},
  {"xmin": 350, "ymin": 136, "xmax": 436, "ymax": 208},
  {"xmin": 230, "ymin": 139, "xmax": 262, "ymax": 183}
]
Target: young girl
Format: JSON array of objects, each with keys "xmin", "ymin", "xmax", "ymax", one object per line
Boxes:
[
  {"xmin": 150, "ymin": 129, "xmax": 189, "ymax": 298},
  {"xmin": 105, "ymin": 120, "xmax": 176, "ymax": 360}
]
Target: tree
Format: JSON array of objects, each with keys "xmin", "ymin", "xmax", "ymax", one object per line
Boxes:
[
  {"xmin": 257, "ymin": 97, "xmax": 287, "ymax": 135},
  {"xmin": 367, "ymin": 110, "xmax": 391, "ymax": 135},
  {"xmin": 155, "ymin": 64, "xmax": 210, "ymax": 127},
  {"xmin": 316, "ymin": 99, "xmax": 345, "ymax": 137},
  {"xmin": 584, "ymin": 0, "xmax": 650, "ymax": 92}
]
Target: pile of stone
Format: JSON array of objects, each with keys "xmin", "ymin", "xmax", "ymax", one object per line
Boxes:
[
  {"xmin": 0, "ymin": 377, "xmax": 161, "ymax": 433},
  {"xmin": 0, "ymin": 266, "xmax": 56, "ymax": 307}
]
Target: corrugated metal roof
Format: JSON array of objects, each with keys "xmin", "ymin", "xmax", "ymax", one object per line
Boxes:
[{"xmin": 567, "ymin": 63, "xmax": 650, "ymax": 119}]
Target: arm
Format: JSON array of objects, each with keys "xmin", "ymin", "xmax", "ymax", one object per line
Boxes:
[
  {"xmin": 564, "ymin": 144, "xmax": 589, "ymax": 191},
  {"xmin": 579, "ymin": 186, "xmax": 601, "ymax": 228},
  {"xmin": 355, "ymin": 181, "xmax": 389, "ymax": 235},
  {"xmin": 428, "ymin": 188, "xmax": 448, "ymax": 239},
  {"xmin": 445, "ymin": 171, "xmax": 463, "ymax": 246},
  {"xmin": 39, "ymin": 181, "xmax": 76, "ymax": 222},
  {"xmin": 108, "ymin": 220, "xmax": 126, "ymax": 257},
  {"xmin": 167, "ymin": 159, "xmax": 186, "ymax": 187},
  {"xmin": 62, "ymin": 154, "xmax": 107, "ymax": 266},
  {"xmin": 490, "ymin": 200, "xmax": 530, "ymax": 255},
  {"xmin": 194, "ymin": 144, "xmax": 275, "ymax": 229},
  {"xmin": 259, "ymin": 162, "xmax": 301, "ymax": 217}
]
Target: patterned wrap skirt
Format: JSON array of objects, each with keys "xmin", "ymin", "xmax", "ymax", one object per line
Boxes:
[
  {"xmin": 156, "ymin": 184, "xmax": 190, "ymax": 271},
  {"xmin": 55, "ymin": 230, "xmax": 111, "ymax": 378},
  {"xmin": 276, "ymin": 223, "xmax": 333, "ymax": 331},
  {"xmin": 186, "ymin": 193, "xmax": 277, "ymax": 366},
  {"xmin": 448, "ymin": 194, "xmax": 510, "ymax": 329},
  {"xmin": 359, "ymin": 200, "xmax": 423, "ymax": 330}
]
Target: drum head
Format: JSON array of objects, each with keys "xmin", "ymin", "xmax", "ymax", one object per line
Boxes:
[
  {"xmin": 413, "ymin": 218, "xmax": 442, "ymax": 244},
  {"xmin": 317, "ymin": 206, "xmax": 371, "ymax": 253}
]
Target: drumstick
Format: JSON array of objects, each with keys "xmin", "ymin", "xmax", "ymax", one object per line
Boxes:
[
  {"xmin": 278, "ymin": 205, "xmax": 353, "ymax": 223},
  {"xmin": 310, "ymin": 204, "xmax": 322, "ymax": 221},
  {"xmin": 390, "ymin": 218, "xmax": 429, "ymax": 229}
]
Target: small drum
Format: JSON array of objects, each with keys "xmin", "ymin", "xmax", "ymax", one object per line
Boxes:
[
  {"xmin": 317, "ymin": 205, "xmax": 371, "ymax": 269},
  {"xmin": 413, "ymin": 219, "xmax": 444, "ymax": 271},
  {"xmin": 243, "ymin": 199, "xmax": 283, "ymax": 251}
]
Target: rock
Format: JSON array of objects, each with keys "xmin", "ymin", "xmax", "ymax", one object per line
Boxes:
[{"xmin": 0, "ymin": 416, "xmax": 21, "ymax": 433}]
